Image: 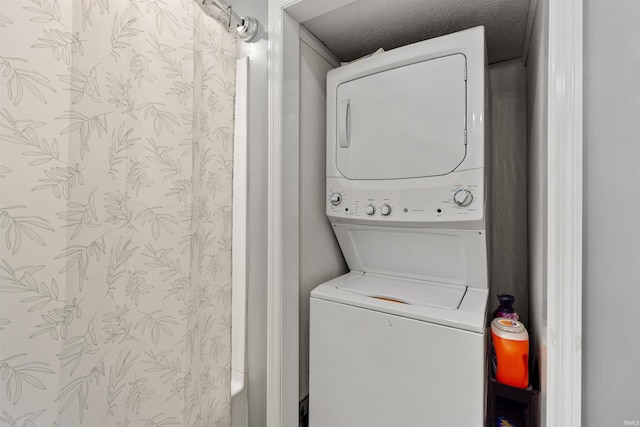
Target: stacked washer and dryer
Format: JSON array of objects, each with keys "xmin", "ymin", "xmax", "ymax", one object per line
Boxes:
[{"xmin": 309, "ymin": 27, "xmax": 490, "ymax": 426}]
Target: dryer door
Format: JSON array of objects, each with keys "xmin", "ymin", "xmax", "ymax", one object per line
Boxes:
[{"xmin": 335, "ymin": 54, "xmax": 467, "ymax": 180}]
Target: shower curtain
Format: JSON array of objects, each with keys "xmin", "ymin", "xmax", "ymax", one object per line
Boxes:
[{"xmin": 0, "ymin": 1, "xmax": 235, "ymax": 426}]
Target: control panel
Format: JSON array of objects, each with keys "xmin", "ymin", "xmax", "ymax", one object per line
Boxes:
[
  {"xmin": 326, "ymin": 170, "xmax": 485, "ymax": 226},
  {"xmin": 327, "ymin": 187, "xmax": 481, "ymax": 223}
]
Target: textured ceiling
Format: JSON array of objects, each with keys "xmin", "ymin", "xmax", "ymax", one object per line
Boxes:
[{"xmin": 302, "ymin": 0, "xmax": 531, "ymax": 64}]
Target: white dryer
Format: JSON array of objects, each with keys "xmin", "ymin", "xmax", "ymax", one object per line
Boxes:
[{"xmin": 309, "ymin": 27, "xmax": 490, "ymax": 427}]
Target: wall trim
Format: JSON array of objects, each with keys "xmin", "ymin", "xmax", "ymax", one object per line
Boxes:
[
  {"xmin": 546, "ymin": 0, "xmax": 583, "ymax": 425},
  {"xmin": 266, "ymin": 1, "xmax": 286, "ymax": 425},
  {"xmin": 231, "ymin": 56, "xmax": 249, "ymax": 427},
  {"xmin": 267, "ymin": 3, "xmax": 356, "ymax": 426}
]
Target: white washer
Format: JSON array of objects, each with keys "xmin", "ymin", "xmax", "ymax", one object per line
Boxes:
[
  {"xmin": 309, "ymin": 27, "xmax": 490, "ymax": 427},
  {"xmin": 310, "ymin": 271, "xmax": 487, "ymax": 426}
]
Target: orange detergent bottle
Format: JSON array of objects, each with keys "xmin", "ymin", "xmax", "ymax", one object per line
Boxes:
[{"xmin": 491, "ymin": 318, "xmax": 529, "ymax": 388}]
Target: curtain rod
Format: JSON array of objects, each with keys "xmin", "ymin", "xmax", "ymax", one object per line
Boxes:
[{"xmin": 197, "ymin": 0, "xmax": 259, "ymax": 42}]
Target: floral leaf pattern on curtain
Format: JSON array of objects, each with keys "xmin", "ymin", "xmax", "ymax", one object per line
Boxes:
[{"xmin": 0, "ymin": 0, "xmax": 236, "ymax": 425}]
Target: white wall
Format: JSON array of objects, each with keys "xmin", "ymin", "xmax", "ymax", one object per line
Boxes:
[
  {"xmin": 231, "ymin": 0, "xmax": 269, "ymax": 425},
  {"xmin": 526, "ymin": 0, "xmax": 548, "ymax": 423},
  {"xmin": 298, "ymin": 37, "xmax": 348, "ymax": 401},
  {"xmin": 583, "ymin": 1, "xmax": 640, "ymax": 425}
]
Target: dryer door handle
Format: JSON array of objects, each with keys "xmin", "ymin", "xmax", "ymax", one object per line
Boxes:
[{"xmin": 338, "ymin": 99, "xmax": 351, "ymax": 148}]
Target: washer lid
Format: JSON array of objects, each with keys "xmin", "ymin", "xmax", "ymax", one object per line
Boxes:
[
  {"xmin": 337, "ymin": 273, "xmax": 466, "ymax": 310},
  {"xmin": 311, "ymin": 271, "xmax": 488, "ymax": 333}
]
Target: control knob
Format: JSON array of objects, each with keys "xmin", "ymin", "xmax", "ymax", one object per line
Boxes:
[
  {"xmin": 330, "ymin": 192, "xmax": 342, "ymax": 206},
  {"xmin": 453, "ymin": 189, "xmax": 474, "ymax": 207},
  {"xmin": 380, "ymin": 204, "xmax": 392, "ymax": 216},
  {"xmin": 365, "ymin": 204, "xmax": 376, "ymax": 216}
]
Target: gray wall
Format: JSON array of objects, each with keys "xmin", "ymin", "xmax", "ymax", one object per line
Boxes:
[
  {"xmin": 583, "ymin": 1, "xmax": 640, "ymax": 425},
  {"xmin": 298, "ymin": 37, "xmax": 349, "ymax": 400},
  {"xmin": 489, "ymin": 60, "xmax": 529, "ymax": 326}
]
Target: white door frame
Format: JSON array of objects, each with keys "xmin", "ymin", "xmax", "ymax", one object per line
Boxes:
[
  {"xmin": 545, "ymin": 0, "xmax": 583, "ymax": 425},
  {"xmin": 266, "ymin": 0, "xmax": 583, "ymax": 425}
]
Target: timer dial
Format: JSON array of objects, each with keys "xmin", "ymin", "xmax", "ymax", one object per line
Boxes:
[
  {"xmin": 380, "ymin": 204, "xmax": 392, "ymax": 216},
  {"xmin": 453, "ymin": 189, "xmax": 474, "ymax": 207},
  {"xmin": 330, "ymin": 192, "xmax": 342, "ymax": 206}
]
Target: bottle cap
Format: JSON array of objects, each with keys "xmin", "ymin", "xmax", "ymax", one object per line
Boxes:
[
  {"xmin": 491, "ymin": 318, "xmax": 528, "ymax": 340},
  {"xmin": 497, "ymin": 294, "xmax": 516, "ymax": 309}
]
